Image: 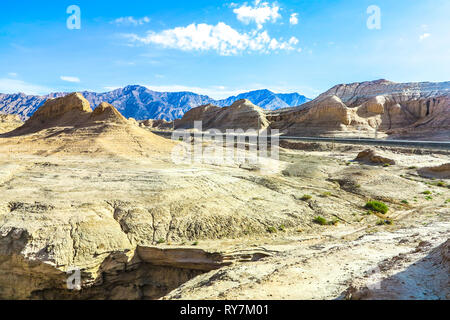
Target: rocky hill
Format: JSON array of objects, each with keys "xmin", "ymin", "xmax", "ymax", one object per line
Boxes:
[
  {"xmin": 0, "ymin": 86, "xmax": 309, "ymax": 121},
  {"xmin": 268, "ymin": 79, "xmax": 450, "ymax": 140},
  {"xmin": 176, "ymin": 99, "xmax": 269, "ymax": 131},
  {"xmin": 4, "ymin": 93, "xmax": 175, "ymax": 158}
]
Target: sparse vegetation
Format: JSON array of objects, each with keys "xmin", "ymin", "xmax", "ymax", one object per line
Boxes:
[
  {"xmin": 436, "ymin": 181, "xmax": 446, "ymax": 187},
  {"xmin": 321, "ymin": 192, "xmax": 332, "ymax": 197},
  {"xmin": 267, "ymin": 226, "xmax": 277, "ymax": 233},
  {"xmin": 383, "ymin": 163, "xmax": 391, "ymax": 167},
  {"xmin": 422, "ymin": 190, "xmax": 432, "ymax": 195},
  {"xmin": 408, "ymin": 166, "xmax": 417, "ymax": 169},
  {"xmin": 300, "ymin": 194, "xmax": 312, "ymax": 201},
  {"xmin": 156, "ymin": 238, "xmax": 165, "ymax": 244},
  {"xmin": 425, "ymin": 196, "xmax": 433, "ymax": 201},
  {"xmin": 192, "ymin": 241, "xmax": 199, "ymax": 246},
  {"xmin": 313, "ymin": 216, "xmax": 338, "ymax": 226},
  {"xmin": 401, "ymin": 200, "xmax": 409, "ymax": 204},
  {"xmin": 278, "ymin": 225, "xmax": 286, "ymax": 232},
  {"xmin": 313, "ymin": 216, "xmax": 328, "ymax": 225},
  {"xmin": 376, "ymin": 219, "xmax": 393, "ymax": 226},
  {"xmin": 365, "ymin": 200, "xmax": 389, "ymax": 214}
]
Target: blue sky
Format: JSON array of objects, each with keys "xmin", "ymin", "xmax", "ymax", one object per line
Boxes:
[{"xmin": 0, "ymin": 0, "xmax": 449, "ymax": 98}]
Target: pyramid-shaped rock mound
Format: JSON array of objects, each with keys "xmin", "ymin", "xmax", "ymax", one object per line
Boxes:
[
  {"xmin": 2, "ymin": 92, "xmax": 175, "ymax": 157},
  {"xmin": 11, "ymin": 93, "xmax": 92, "ymax": 134},
  {"xmin": 175, "ymin": 99, "xmax": 269, "ymax": 131},
  {"xmin": 90, "ymin": 102, "xmax": 128, "ymax": 124}
]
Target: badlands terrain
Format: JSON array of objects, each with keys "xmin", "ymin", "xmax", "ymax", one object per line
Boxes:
[
  {"xmin": 161, "ymin": 80, "xmax": 449, "ymax": 141},
  {"xmin": 0, "ymin": 83, "xmax": 448, "ymax": 300}
]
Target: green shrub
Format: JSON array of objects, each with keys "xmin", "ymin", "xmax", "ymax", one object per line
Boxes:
[
  {"xmin": 376, "ymin": 219, "xmax": 393, "ymax": 226},
  {"xmin": 192, "ymin": 241, "xmax": 199, "ymax": 246},
  {"xmin": 278, "ymin": 225, "xmax": 286, "ymax": 231},
  {"xmin": 301, "ymin": 194, "xmax": 312, "ymax": 201},
  {"xmin": 422, "ymin": 190, "xmax": 432, "ymax": 195},
  {"xmin": 322, "ymin": 192, "xmax": 332, "ymax": 197},
  {"xmin": 401, "ymin": 200, "xmax": 409, "ymax": 204},
  {"xmin": 267, "ymin": 226, "xmax": 277, "ymax": 233},
  {"xmin": 365, "ymin": 200, "xmax": 389, "ymax": 214},
  {"xmin": 436, "ymin": 181, "xmax": 446, "ymax": 187},
  {"xmin": 425, "ymin": 196, "xmax": 433, "ymax": 201},
  {"xmin": 156, "ymin": 238, "xmax": 165, "ymax": 244},
  {"xmin": 313, "ymin": 216, "xmax": 328, "ymax": 225}
]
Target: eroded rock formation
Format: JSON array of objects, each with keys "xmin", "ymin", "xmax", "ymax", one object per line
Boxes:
[{"xmin": 268, "ymin": 79, "xmax": 449, "ymax": 139}]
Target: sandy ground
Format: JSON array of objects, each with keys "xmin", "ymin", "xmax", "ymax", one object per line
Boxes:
[{"xmin": 0, "ymin": 117, "xmax": 448, "ymax": 299}]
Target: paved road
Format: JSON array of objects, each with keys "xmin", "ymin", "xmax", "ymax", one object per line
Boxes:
[{"xmin": 150, "ymin": 130, "xmax": 450, "ymax": 150}]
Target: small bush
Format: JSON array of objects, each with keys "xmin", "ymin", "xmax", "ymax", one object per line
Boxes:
[
  {"xmin": 383, "ymin": 163, "xmax": 391, "ymax": 167},
  {"xmin": 365, "ymin": 200, "xmax": 389, "ymax": 214},
  {"xmin": 301, "ymin": 194, "xmax": 312, "ymax": 201},
  {"xmin": 322, "ymin": 192, "xmax": 332, "ymax": 197},
  {"xmin": 376, "ymin": 219, "xmax": 393, "ymax": 226},
  {"xmin": 313, "ymin": 216, "xmax": 328, "ymax": 225},
  {"xmin": 329, "ymin": 219, "xmax": 339, "ymax": 226},
  {"xmin": 267, "ymin": 226, "xmax": 277, "ymax": 233},
  {"xmin": 278, "ymin": 225, "xmax": 286, "ymax": 231},
  {"xmin": 436, "ymin": 181, "xmax": 446, "ymax": 187},
  {"xmin": 192, "ymin": 241, "xmax": 199, "ymax": 246},
  {"xmin": 422, "ymin": 190, "xmax": 432, "ymax": 195},
  {"xmin": 408, "ymin": 166, "xmax": 417, "ymax": 169},
  {"xmin": 156, "ymin": 238, "xmax": 165, "ymax": 244},
  {"xmin": 425, "ymin": 196, "xmax": 433, "ymax": 201},
  {"xmin": 401, "ymin": 200, "xmax": 409, "ymax": 204}
]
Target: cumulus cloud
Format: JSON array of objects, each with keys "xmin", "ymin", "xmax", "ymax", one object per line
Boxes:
[
  {"xmin": 289, "ymin": 13, "xmax": 298, "ymax": 25},
  {"xmin": 124, "ymin": 22, "xmax": 298, "ymax": 55},
  {"xmin": 113, "ymin": 16, "xmax": 150, "ymax": 26},
  {"xmin": 233, "ymin": 1, "xmax": 281, "ymax": 29},
  {"xmin": 419, "ymin": 33, "xmax": 431, "ymax": 41},
  {"xmin": 60, "ymin": 76, "xmax": 81, "ymax": 83}
]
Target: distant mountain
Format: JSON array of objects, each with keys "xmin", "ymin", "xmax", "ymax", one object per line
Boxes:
[
  {"xmin": 0, "ymin": 86, "xmax": 310, "ymax": 121},
  {"xmin": 216, "ymin": 89, "xmax": 310, "ymax": 110}
]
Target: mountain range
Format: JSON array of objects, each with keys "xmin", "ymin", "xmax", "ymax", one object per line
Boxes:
[{"xmin": 0, "ymin": 85, "xmax": 310, "ymax": 121}]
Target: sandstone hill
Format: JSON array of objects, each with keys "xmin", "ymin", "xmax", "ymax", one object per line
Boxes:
[
  {"xmin": 0, "ymin": 113, "xmax": 23, "ymax": 134},
  {"xmin": 1, "ymin": 93, "xmax": 175, "ymax": 157},
  {"xmin": 175, "ymin": 99, "xmax": 269, "ymax": 131},
  {"xmin": 268, "ymin": 80, "xmax": 450, "ymax": 140}
]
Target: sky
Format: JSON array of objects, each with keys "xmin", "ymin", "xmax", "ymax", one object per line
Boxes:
[{"xmin": 0, "ymin": 0, "xmax": 449, "ymax": 99}]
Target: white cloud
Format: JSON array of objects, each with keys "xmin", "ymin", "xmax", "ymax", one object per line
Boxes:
[
  {"xmin": 124, "ymin": 22, "xmax": 299, "ymax": 55},
  {"xmin": 0, "ymin": 78, "xmax": 53, "ymax": 95},
  {"xmin": 419, "ymin": 33, "xmax": 431, "ymax": 41},
  {"xmin": 113, "ymin": 16, "xmax": 150, "ymax": 26},
  {"xmin": 289, "ymin": 13, "xmax": 299, "ymax": 25},
  {"xmin": 60, "ymin": 76, "xmax": 81, "ymax": 83},
  {"xmin": 233, "ymin": 1, "xmax": 281, "ymax": 29},
  {"xmin": 8, "ymin": 72, "xmax": 18, "ymax": 77}
]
